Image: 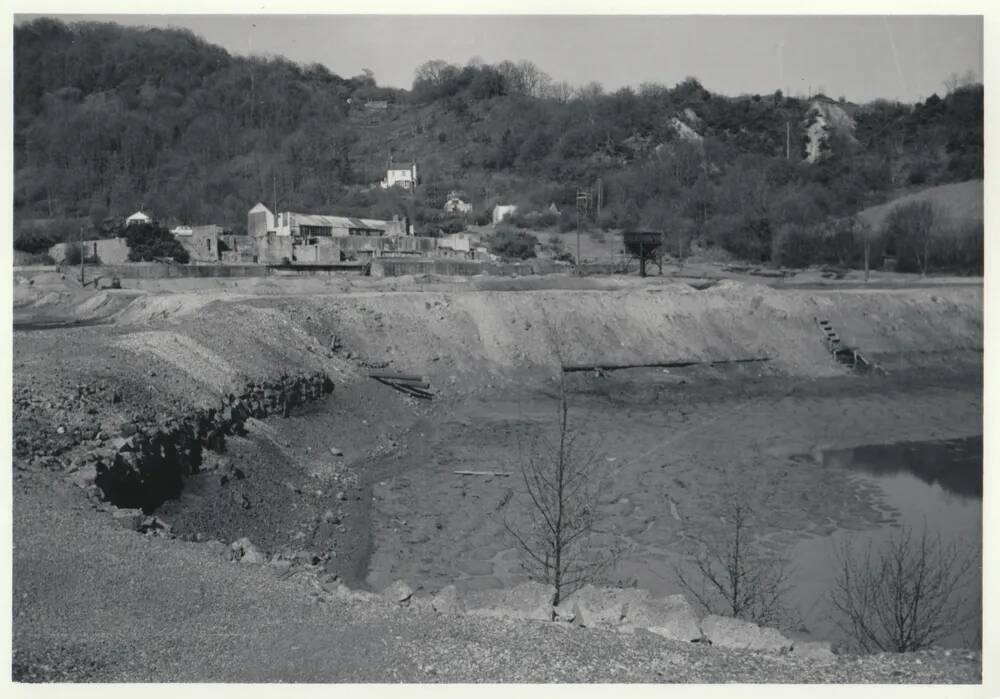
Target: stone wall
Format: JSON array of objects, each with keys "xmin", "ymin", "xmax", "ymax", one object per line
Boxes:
[
  {"xmin": 254, "ymin": 232, "xmax": 295, "ymax": 264},
  {"xmin": 177, "ymin": 225, "xmax": 222, "ymax": 264},
  {"xmin": 370, "ymin": 257, "xmax": 566, "ymax": 277},
  {"xmin": 96, "ymin": 263, "xmax": 269, "ymax": 279}
]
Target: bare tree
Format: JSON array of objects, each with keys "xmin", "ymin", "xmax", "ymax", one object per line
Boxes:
[
  {"xmin": 544, "ymin": 80, "xmax": 574, "ymax": 104},
  {"xmin": 830, "ymin": 525, "xmax": 979, "ymax": 653},
  {"xmin": 883, "ymin": 200, "xmax": 937, "ymax": 275},
  {"xmin": 675, "ymin": 496, "xmax": 797, "ymax": 629},
  {"xmin": 504, "ymin": 373, "xmax": 615, "ymax": 606},
  {"xmin": 674, "ymin": 458, "xmax": 798, "ymax": 629}
]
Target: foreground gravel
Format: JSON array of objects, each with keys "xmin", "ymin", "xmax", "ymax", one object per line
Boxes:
[{"xmin": 12, "ymin": 470, "xmax": 982, "ymax": 684}]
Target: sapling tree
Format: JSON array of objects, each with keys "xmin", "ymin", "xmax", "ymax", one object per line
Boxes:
[
  {"xmin": 674, "ymin": 458, "xmax": 798, "ymax": 629},
  {"xmin": 504, "ymin": 374, "xmax": 616, "ymax": 605},
  {"xmin": 830, "ymin": 525, "xmax": 979, "ymax": 652}
]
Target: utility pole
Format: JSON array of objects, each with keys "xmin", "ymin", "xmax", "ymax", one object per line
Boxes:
[
  {"xmin": 273, "ymin": 173, "xmax": 278, "ymax": 218},
  {"xmin": 864, "ymin": 230, "xmax": 870, "ymax": 282},
  {"xmin": 79, "ymin": 224, "xmax": 85, "ymax": 286},
  {"xmin": 575, "ymin": 190, "xmax": 590, "ymax": 271}
]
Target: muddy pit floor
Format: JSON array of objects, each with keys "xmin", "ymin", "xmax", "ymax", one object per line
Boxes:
[
  {"xmin": 146, "ymin": 357, "xmax": 982, "ymax": 639},
  {"xmin": 360, "ymin": 361, "xmax": 982, "ymax": 633}
]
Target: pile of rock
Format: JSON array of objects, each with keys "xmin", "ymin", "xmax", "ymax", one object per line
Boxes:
[
  {"xmin": 326, "ymin": 579, "xmax": 836, "ymax": 660},
  {"xmin": 13, "ymin": 381, "xmax": 123, "ymax": 461},
  {"xmin": 78, "ymin": 371, "xmax": 335, "ymax": 511}
]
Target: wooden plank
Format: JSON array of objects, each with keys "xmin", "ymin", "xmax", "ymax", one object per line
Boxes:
[
  {"xmin": 368, "ymin": 371, "xmax": 426, "ymax": 383},
  {"xmin": 373, "ymin": 377, "xmax": 434, "ymax": 399},
  {"xmin": 562, "ymin": 357, "xmax": 770, "ymax": 373}
]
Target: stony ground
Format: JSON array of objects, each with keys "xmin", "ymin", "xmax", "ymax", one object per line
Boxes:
[{"xmin": 11, "ymin": 470, "xmax": 982, "ymax": 683}]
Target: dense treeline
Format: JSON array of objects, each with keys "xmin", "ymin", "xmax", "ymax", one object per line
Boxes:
[{"xmin": 13, "ymin": 19, "xmax": 983, "ymax": 271}]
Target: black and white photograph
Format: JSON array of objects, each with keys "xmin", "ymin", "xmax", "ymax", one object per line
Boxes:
[{"xmin": 6, "ymin": 3, "xmax": 990, "ymax": 689}]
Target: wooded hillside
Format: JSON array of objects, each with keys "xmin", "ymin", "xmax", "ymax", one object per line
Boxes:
[{"xmin": 14, "ymin": 18, "xmax": 983, "ymax": 269}]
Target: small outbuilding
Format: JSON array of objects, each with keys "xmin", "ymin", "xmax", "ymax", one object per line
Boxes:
[{"xmin": 126, "ymin": 210, "xmax": 152, "ymax": 227}]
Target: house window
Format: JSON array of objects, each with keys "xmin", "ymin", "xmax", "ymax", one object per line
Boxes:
[{"xmin": 206, "ymin": 239, "xmax": 211, "ymax": 251}]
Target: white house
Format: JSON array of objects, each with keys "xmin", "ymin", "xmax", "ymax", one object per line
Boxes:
[
  {"xmin": 126, "ymin": 210, "xmax": 152, "ymax": 227},
  {"xmin": 438, "ymin": 232, "xmax": 473, "ymax": 253},
  {"xmin": 443, "ymin": 195, "xmax": 472, "ymax": 214},
  {"xmin": 492, "ymin": 204, "xmax": 518, "ymax": 225},
  {"xmin": 170, "ymin": 225, "xmax": 194, "ymax": 236},
  {"xmin": 380, "ymin": 162, "xmax": 418, "ymax": 190}
]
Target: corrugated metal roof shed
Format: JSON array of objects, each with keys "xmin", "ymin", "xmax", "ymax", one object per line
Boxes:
[{"xmin": 290, "ymin": 213, "xmax": 387, "ymax": 230}]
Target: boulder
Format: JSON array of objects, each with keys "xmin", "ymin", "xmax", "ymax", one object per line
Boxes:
[
  {"xmin": 431, "ymin": 584, "xmax": 466, "ymax": 615},
  {"xmin": 109, "ymin": 436, "xmax": 136, "ymax": 452},
  {"xmin": 408, "ymin": 595, "xmax": 434, "ymax": 613},
  {"xmin": 621, "ymin": 593, "xmax": 703, "ymax": 642},
  {"xmin": 269, "ymin": 557, "xmax": 293, "ymax": 575},
  {"xmin": 559, "ymin": 585, "xmax": 649, "ymax": 628},
  {"xmin": 701, "ymin": 615, "xmax": 794, "ymax": 653},
  {"xmin": 382, "ymin": 580, "xmax": 414, "ymax": 604},
  {"xmin": 465, "ymin": 581, "xmax": 556, "ymax": 622},
  {"xmin": 69, "ymin": 463, "xmax": 98, "ymax": 489},
  {"xmin": 140, "ymin": 516, "xmax": 171, "ymax": 535},
  {"xmin": 241, "ymin": 548, "xmax": 267, "ymax": 565},
  {"xmin": 230, "ymin": 536, "xmax": 266, "ymax": 564},
  {"xmin": 553, "ymin": 600, "xmax": 577, "ymax": 624},
  {"xmin": 204, "ymin": 540, "xmax": 229, "ymax": 559},
  {"xmin": 110, "ymin": 507, "xmax": 144, "ymax": 531},
  {"xmin": 791, "ymin": 640, "xmax": 836, "ymax": 661}
]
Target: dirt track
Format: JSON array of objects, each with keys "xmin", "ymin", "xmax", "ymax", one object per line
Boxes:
[{"xmin": 10, "ymin": 273, "xmax": 984, "ymax": 682}]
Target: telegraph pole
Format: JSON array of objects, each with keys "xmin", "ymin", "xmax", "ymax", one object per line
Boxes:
[
  {"xmin": 864, "ymin": 224, "xmax": 871, "ymax": 283},
  {"xmin": 79, "ymin": 225, "xmax": 85, "ymax": 286},
  {"xmin": 575, "ymin": 190, "xmax": 590, "ymax": 271}
]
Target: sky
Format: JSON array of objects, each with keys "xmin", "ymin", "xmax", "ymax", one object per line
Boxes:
[{"xmin": 19, "ymin": 14, "xmax": 984, "ymax": 103}]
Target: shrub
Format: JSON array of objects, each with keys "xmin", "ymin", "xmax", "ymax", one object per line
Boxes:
[
  {"xmin": 719, "ymin": 216, "xmax": 773, "ymax": 263},
  {"xmin": 558, "ymin": 209, "xmax": 576, "ymax": 233},
  {"xmin": 14, "ymin": 230, "xmax": 58, "ymax": 254},
  {"xmin": 63, "ymin": 242, "xmax": 84, "ymax": 266},
  {"xmin": 487, "ymin": 227, "xmax": 538, "ymax": 260},
  {"xmin": 882, "ymin": 201, "xmax": 935, "ymax": 274},
  {"xmin": 123, "ymin": 223, "xmax": 190, "ymax": 263},
  {"xmin": 831, "ymin": 525, "xmax": 979, "ymax": 653}
]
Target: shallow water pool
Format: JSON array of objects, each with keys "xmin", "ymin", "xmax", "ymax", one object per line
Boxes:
[{"xmin": 787, "ymin": 436, "xmax": 982, "ymax": 649}]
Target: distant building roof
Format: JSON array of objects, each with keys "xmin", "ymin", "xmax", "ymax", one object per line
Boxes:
[
  {"xmin": 126, "ymin": 210, "xmax": 151, "ymax": 222},
  {"xmin": 171, "ymin": 225, "xmax": 193, "ymax": 236},
  {"xmin": 288, "ymin": 213, "xmax": 388, "ymax": 230}
]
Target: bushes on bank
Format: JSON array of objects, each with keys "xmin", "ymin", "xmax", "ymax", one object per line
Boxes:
[
  {"xmin": 123, "ymin": 223, "xmax": 190, "ymax": 263},
  {"xmin": 487, "ymin": 226, "xmax": 539, "ymax": 260}
]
